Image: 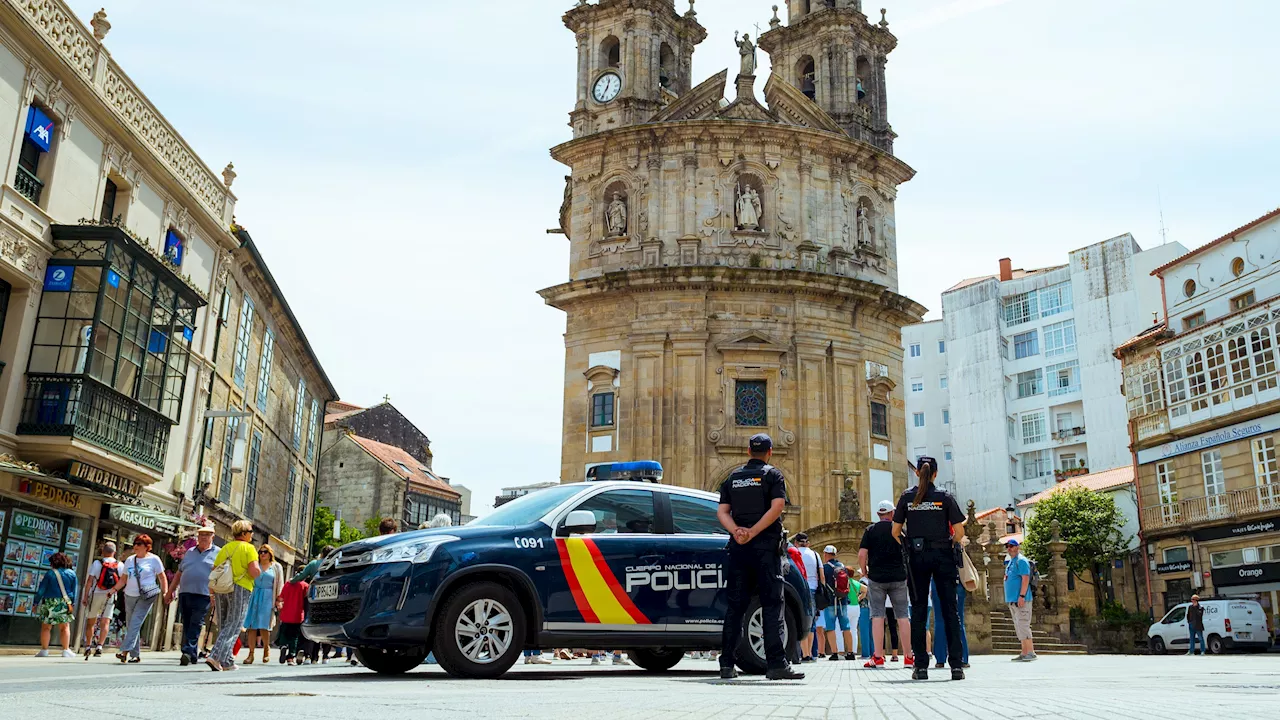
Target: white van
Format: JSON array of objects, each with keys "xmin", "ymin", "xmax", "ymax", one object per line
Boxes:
[{"xmin": 1148, "ymin": 599, "xmax": 1272, "ymax": 654}]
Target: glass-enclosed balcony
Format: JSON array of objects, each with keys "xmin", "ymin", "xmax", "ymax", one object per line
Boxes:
[{"xmin": 16, "ymin": 223, "xmax": 206, "ymax": 470}]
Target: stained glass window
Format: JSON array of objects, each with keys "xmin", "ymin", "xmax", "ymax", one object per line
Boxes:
[{"xmin": 735, "ymin": 380, "xmax": 767, "ymax": 427}]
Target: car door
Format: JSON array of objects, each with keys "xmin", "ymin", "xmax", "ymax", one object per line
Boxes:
[
  {"xmin": 546, "ymin": 487, "xmax": 673, "ymax": 632},
  {"xmin": 660, "ymin": 490, "xmax": 731, "ymax": 632},
  {"xmin": 1161, "ymin": 605, "xmax": 1189, "ymax": 648}
]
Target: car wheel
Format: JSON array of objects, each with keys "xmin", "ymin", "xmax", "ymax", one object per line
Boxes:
[
  {"xmin": 354, "ymin": 647, "xmax": 427, "ymax": 675},
  {"xmin": 736, "ymin": 598, "xmax": 797, "ymax": 675},
  {"xmin": 433, "ymin": 581, "xmax": 526, "ymax": 679},
  {"xmin": 1207, "ymin": 634, "xmax": 1225, "ymax": 655},
  {"xmin": 1149, "ymin": 636, "xmax": 1166, "ymax": 655},
  {"xmin": 628, "ymin": 648, "xmax": 684, "ymax": 673}
]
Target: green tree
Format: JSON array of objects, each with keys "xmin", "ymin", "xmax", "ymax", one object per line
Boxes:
[
  {"xmin": 1023, "ymin": 485, "xmax": 1130, "ymax": 611},
  {"xmin": 311, "ymin": 505, "xmax": 364, "ymax": 553}
]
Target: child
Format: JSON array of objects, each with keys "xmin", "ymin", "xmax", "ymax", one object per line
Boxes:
[{"xmin": 278, "ymin": 574, "xmax": 309, "ymax": 665}]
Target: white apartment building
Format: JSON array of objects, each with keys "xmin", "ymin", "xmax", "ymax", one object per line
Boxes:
[
  {"xmin": 902, "ymin": 320, "xmax": 955, "ymax": 496},
  {"xmin": 906, "ymin": 234, "xmax": 1187, "ymax": 510}
]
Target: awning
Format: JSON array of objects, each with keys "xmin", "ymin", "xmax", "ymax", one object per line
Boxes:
[{"xmin": 107, "ymin": 504, "xmax": 202, "ymax": 536}]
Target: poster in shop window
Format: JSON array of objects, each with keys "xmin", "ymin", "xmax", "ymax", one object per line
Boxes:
[
  {"xmin": 0, "ymin": 591, "xmax": 14, "ymax": 614},
  {"xmin": 22, "ymin": 543, "xmax": 43, "ymax": 567},
  {"xmin": 39, "ymin": 545, "xmax": 55, "ymax": 568},
  {"xmin": 64, "ymin": 527, "xmax": 82, "ymax": 550},
  {"xmin": 2, "ymin": 540, "xmax": 21, "ymax": 564},
  {"xmin": 17, "ymin": 567, "xmax": 36, "ymax": 591},
  {"xmin": 13, "ymin": 592, "xmax": 33, "ymax": 615},
  {"xmin": 9, "ymin": 509, "xmax": 62, "ymax": 546},
  {"xmin": 0, "ymin": 509, "xmax": 6, "ymax": 534},
  {"xmin": 64, "ymin": 551, "xmax": 78, "ymax": 569},
  {"xmin": 0, "ymin": 565, "xmax": 17, "ymax": 589}
]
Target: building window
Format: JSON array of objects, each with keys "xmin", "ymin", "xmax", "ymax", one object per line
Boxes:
[
  {"xmin": 1000, "ymin": 337, "xmax": 1009, "ymax": 360},
  {"xmin": 307, "ymin": 398, "xmax": 320, "ymax": 464},
  {"xmin": 591, "ymin": 392, "xmax": 615, "ymax": 427},
  {"xmin": 938, "ymin": 340, "xmax": 946, "ymax": 354},
  {"xmin": 1125, "ymin": 357, "xmax": 1164, "ymax": 418},
  {"xmin": 1206, "ymin": 344, "xmax": 1228, "ymax": 400},
  {"xmin": 1043, "ymin": 320, "xmax": 1076, "ymax": 358},
  {"xmin": 244, "ymin": 430, "xmax": 262, "ymax": 515},
  {"xmin": 942, "ymin": 408, "xmax": 950, "ymax": 425},
  {"xmin": 1047, "ymin": 360, "xmax": 1080, "ymax": 397},
  {"xmin": 1183, "ymin": 312, "xmax": 1206, "ymax": 331},
  {"xmin": 1013, "ymin": 331, "xmax": 1039, "ymax": 359},
  {"xmin": 1232, "ymin": 257, "xmax": 1246, "ymax": 277},
  {"xmin": 1229, "ymin": 335, "xmax": 1253, "ymax": 397},
  {"xmin": 292, "ymin": 378, "xmax": 307, "ymax": 450},
  {"xmin": 99, "ymin": 179, "xmax": 118, "ymax": 223},
  {"xmin": 1003, "ymin": 292, "xmax": 1037, "ymax": 326},
  {"xmin": 1252, "ymin": 328, "xmax": 1277, "ymax": 381},
  {"xmin": 1016, "ymin": 369, "xmax": 1043, "ymax": 398},
  {"xmin": 1201, "ymin": 449, "xmax": 1226, "ymax": 505},
  {"xmin": 1164, "ymin": 358, "xmax": 1187, "ymax": 405},
  {"xmin": 1059, "ymin": 452, "xmax": 1083, "ymax": 470},
  {"xmin": 1252, "ymin": 437, "xmax": 1278, "ymax": 487},
  {"xmin": 282, "ymin": 465, "xmax": 296, "ymax": 541},
  {"xmin": 909, "ymin": 343, "xmax": 921, "ymax": 358},
  {"xmin": 1210, "ymin": 548, "xmax": 1245, "ymax": 568},
  {"xmin": 1010, "ymin": 457, "xmax": 1018, "ymax": 480},
  {"xmin": 15, "ymin": 106, "xmax": 53, "ymax": 204},
  {"xmin": 1163, "ymin": 546, "xmax": 1189, "ymax": 563},
  {"xmin": 1156, "ymin": 461, "xmax": 1178, "ymax": 522},
  {"xmin": 1231, "ymin": 291, "xmax": 1256, "ymax": 312},
  {"xmin": 870, "ymin": 402, "xmax": 888, "ymax": 437},
  {"xmin": 232, "ymin": 296, "xmax": 254, "ymax": 388},
  {"xmin": 1039, "ymin": 283, "xmax": 1073, "ymax": 318},
  {"xmin": 910, "ymin": 378, "xmax": 923, "ymax": 392},
  {"xmin": 255, "ymin": 328, "xmax": 275, "ymax": 411},
  {"xmin": 735, "ymin": 381, "xmax": 767, "ymax": 427},
  {"xmin": 944, "ymin": 446, "xmax": 953, "ymax": 461},
  {"xmin": 203, "ymin": 416, "xmax": 214, "ymax": 449},
  {"xmin": 912, "ymin": 412, "xmax": 925, "ymax": 428},
  {"xmin": 1008, "ymin": 416, "xmax": 1015, "ymax": 439},
  {"xmin": 1183, "ymin": 279, "xmax": 1197, "ymax": 298},
  {"xmin": 1021, "ymin": 450, "xmax": 1051, "ymax": 480},
  {"xmin": 219, "ymin": 417, "xmax": 239, "ymax": 503},
  {"xmin": 300, "ymin": 478, "xmax": 312, "ymax": 542},
  {"xmin": 1021, "ymin": 412, "xmax": 1045, "ymax": 445},
  {"xmin": 939, "ymin": 375, "xmax": 948, "ymax": 390}
]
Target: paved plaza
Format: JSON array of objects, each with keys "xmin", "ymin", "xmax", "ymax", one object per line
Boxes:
[{"xmin": 1, "ymin": 652, "xmax": 1276, "ymax": 719}]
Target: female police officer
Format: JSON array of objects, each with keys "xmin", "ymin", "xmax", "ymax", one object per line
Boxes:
[{"xmin": 891, "ymin": 456, "xmax": 967, "ymax": 681}]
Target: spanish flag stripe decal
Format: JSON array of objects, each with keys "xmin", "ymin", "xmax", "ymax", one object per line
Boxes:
[
  {"xmin": 581, "ymin": 538, "xmax": 650, "ymax": 624},
  {"xmin": 556, "ymin": 537, "xmax": 598, "ymax": 623}
]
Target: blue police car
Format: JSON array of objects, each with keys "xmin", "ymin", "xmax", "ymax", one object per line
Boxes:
[{"xmin": 303, "ymin": 461, "xmax": 813, "ymax": 678}]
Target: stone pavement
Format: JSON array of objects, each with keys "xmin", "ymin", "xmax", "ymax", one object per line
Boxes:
[{"xmin": 1, "ymin": 651, "xmax": 1276, "ymax": 719}]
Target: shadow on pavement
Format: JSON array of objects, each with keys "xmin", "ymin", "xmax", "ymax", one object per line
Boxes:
[{"xmin": 272, "ymin": 668, "xmax": 722, "ymax": 682}]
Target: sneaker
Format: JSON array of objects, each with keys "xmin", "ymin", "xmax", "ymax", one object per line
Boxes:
[
  {"xmin": 60, "ymin": 649, "xmax": 74, "ymax": 658},
  {"xmin": 613, "ymin": 655, "xmax": 630, "ymax": 666},
  {"xmin": 532, "ymin": 655, "xmax": 552, "ymax": 665},
  {"xmin": 844, "ymin": 653, "xmax": 856, "ymax": 661},
  {"xmin": 591, "ymin": 656, "xmax": 601, "ymax": 665},
  {"xmin": 1023, "ymin": 652, "xmax": 1037, "ymax": 662},
  {"xmin": 801, "ymin": 656, "xmax": 814, "ymax": 663},
  {"xmin": 863, "ymin": 657, "xmax": 879, "ymax": 668},
  {"xmin": 889, "ymin": 655, "xmax": 899, "ymax": 662},
  {"xmin": 719, "ymin": 666, "xmax": 738, "ymax": 680},
  {"xmin": 951, "ymin": 668, "xmax": 965, "ymax": 681},
  {"xmin": 524, "ymin": 656, "xmax": 534, "ymax": 665},
  {"xmin": 205, "ymin": 657, "xmax": 223, "ymax": 672},
  {"xmin": 828, "ymin": 653, "xmax": 840, "ymax": 661},
  {"xmin": 1011, "ymin": 654, "xmax": 1026, "ymax": 662},
  {"xmin": 904, "ymin": 656, "xmax": 914, "ymax": 668},
  {"xmin": 93, "ymin": 647, "xmax": 102, "ymax": 657},
  {"xmin": 765, "ymin": 665, "xmax": 805, "ymax": 680},
  {"xmin": 128, "ymin": 657, "xmax": 141, "ymax": 664},
  {"xmin": 350, "ymin": 659, "xmax": 359, "ymax": 666},
  {"xmin": 911, "ymin": 667, "xmax": 928, "ymax": 680},
  {"xmin": 222, "ymin": 663, "xmax": 237, "ymax": 672},
  {"xmin": 34, "ymin": 649, "xmax": 48, "ymax": 657},
  {"xmin": 180, "ymin": 655, "xmax": 191, "ymax": 666}
]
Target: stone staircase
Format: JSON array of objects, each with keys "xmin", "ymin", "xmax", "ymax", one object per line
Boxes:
[{"xmin": 990, "ymin": 610, "xmax": 1089, "ymax": 655}]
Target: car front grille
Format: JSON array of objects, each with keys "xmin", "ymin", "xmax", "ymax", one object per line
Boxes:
[{"xmin": 309, "ymin": 598, "xmax": 361, "ymax": 625}]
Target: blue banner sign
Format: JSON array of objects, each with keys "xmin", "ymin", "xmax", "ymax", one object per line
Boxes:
[
  {"xmin": 107, "ymin": 269, "xmax": 121, "ymax": 288},
  {"xmin": 25, "ymin": 106, "xmax": 54, "ymax": 153},
  {"xmin": 164, "ymin": 229, "xmax": 184, "ymax": 266},
  {"xmin": 43, "ymin": 265, "xmax": 74, "ymax": 292},
  {"xmin": 1137, "ymin": 412, "xmax": 1280, "ymax": 464}
]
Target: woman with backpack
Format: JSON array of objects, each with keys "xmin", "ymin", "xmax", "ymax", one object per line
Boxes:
[
  {"xmin": 112, "ymin": 535, "xmax": 168, "ymax": 664},
  {"xmin": 206, "ymin": 520, "xmax": 262, "ymax": 672},
  {"xmin": 35, "ymin": 552, "xmax": 78, "ymax": 657},
  {"xmin": 81, "ymin": 541, "xmax": 120, "ymax": 657}
]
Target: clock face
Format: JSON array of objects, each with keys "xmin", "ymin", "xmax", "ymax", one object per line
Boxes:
[{"xmin": 593, "ymin": 72, "xmax": 621, "ymax": 104}]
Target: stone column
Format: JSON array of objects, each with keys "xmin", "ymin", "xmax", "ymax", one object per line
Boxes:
[
  {"xmin": 1044, "ymin": 519, "xmax": 1072, "ymax": 641},
  {"xmin": 798, "ymin": 157, "xmax": 811, "ymax": 245},
  {"xmin": 963, "ymin": 501, "xmax": 992, "ymax": 654},
  {"xmin": 984, "ymin": 521, "xmax": 1006, "ymax": 609}
]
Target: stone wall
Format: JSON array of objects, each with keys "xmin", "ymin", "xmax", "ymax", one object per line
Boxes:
[
  {"xmin": 333, "ymin": 404, "xmax": 433, "ymax": 468},
  {"xmin": 315, "ymin": 434, "xmax": 404, "ymax": 531}
]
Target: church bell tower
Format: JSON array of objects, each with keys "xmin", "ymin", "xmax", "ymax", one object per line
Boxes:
[{"xmin": 563, "ymin": 0, "xmax": 707, "ymax": 138}]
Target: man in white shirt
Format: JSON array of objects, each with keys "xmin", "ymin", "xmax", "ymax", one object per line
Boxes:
[
  {"xmin": 80, "ymin": 542, "xmax": 119, "ymax": 656},
  {"xmin": 793, "ymin": 533, "xmax": 824, "ymax": 662}
]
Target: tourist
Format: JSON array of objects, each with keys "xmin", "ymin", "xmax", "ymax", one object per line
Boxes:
[
  {"xmin": 858, "ymin": 500, "xmax": 910, "ymax": 668},
  {"xmin": 1187, "ymin": 594, "xmax": 1205, "ymax": 656},
  {"xmin": 793, "ymin": 532, "xmax": 823, "ymax": 662},
  {"xmin": 166, "ymin": 524, "xmax": 218, "ymax": 666},
  {"xmin": 428, "ymin": 513, "xmax": 453, "ymax": 528},
  {"xmin": 854, "ymin": 569, "xmax": 873, "ymax": 658},
  {"xmin": 113, "ymin": 535, "xmax": 167, "ymax": 664},
  {"xmin": 821, "ymin": 545, "xmax": 855, "ymax": 660},
  {"xmin": 933, "ymin": 579, "xmax": 970, "ymax": 669},
  {"xmin": 206, "ymin": 520, "xmax": 262, "ymax": 672},
  {"xmin": 242, "ymin": 544, "xmax": 283, "ymax": 664},
  {"xmin": 35, "ymin": 552, "xmax": 77, "ymax": 657},
  {"xmin": 278, "ymin": 572, "xmax": 309, "ymax": 664},
  {"xmin": 378, "ymin": 517, "xmax": 399, "ymax": 535},
  {"xmin": 1004, "ymin": 539, "xmax": 1036, "ymax": 662},
  {"xmin": 81, "ymin": 541, "xmax": 120, "ymax": 657}
]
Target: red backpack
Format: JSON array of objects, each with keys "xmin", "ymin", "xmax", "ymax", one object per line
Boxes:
[
  {"xmin": 96, "ymin": 558, "xmax": 120, "ymax": 591},
  {"xmin": 834, "ymin": 565, "xmax": 851, "ymax": 596}
]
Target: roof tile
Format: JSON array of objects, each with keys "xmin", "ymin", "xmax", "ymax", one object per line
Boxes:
[
  {"xmin": 1017, "ymin": 466, "xmax": 1134, "ymax": 507},
  {"xmin": 349, "ymin": 434, "xmax": 459, "ymax": 500}
]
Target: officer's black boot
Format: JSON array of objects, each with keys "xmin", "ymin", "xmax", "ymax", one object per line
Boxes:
[
  {"xmin": 765, "ymin": 664, "xmax": 805, "ymax": 680},
  {"xmin": 951, "ymin": 667, "xmax": 965, "ymax": 681},
  {"xmin": 719, "ymin": 665, "xmax": 738, "ymax": 680},
  {"xmin": 911, "ymin": 667, "xmax": 928, "ymax": 680}
]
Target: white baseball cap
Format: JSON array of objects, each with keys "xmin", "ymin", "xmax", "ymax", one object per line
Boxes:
[
  {"xmin": 876, "ymin": 500, "xmax": 895, "ymax": 514},
  {"xmin": 823, "ymin": 545, "xmax": 837, "ymax": 554}
]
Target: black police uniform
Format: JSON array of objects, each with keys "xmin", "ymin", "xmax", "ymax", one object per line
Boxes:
[
  {"xmin": 892, "ymin": 469, "xmax": 966, "ymax": 673},
  {"xmin": 717, "ymin": 453, "xmax": 789, "ymax": 673}
]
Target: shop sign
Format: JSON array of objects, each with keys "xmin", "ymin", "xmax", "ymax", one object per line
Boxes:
[
  {"xmin": 1156, "ymin": 560, "xmax": 1193, "ymax": 574},
  {"xmin": 16, "ymin": 479, "xmax": 81, "ymax": 511},
  {"xmin": 1211, "ymin": 561, "xmax": 1280, "ymax": 587},
  {"xmin": 108, "ymin": 505, "xmax": 177, "ymax": 535},
  {"xmin": 68, "ymin": 461, "xmax": 142, "ymax": 499},
  {"xmin": 1193, "ymin": 518, "xmax": 1280, "ymax": 542},
  {"xmin": 1137, "ymin": 413, "xmax": 1280, "ymax": 464},
  {"xmin": 9, "ymin": 509, "xmax": 63, "ymax": 545}
]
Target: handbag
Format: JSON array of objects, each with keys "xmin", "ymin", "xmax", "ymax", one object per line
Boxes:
[
  {"xmin": 51, "ymin": 568, "xmax": 75, "ymax": 620},
  {"xmin": 815, "ymin": 582, "xmax": 835, "ymax": 611},
  {"xmin": 210, "ymin": 552, "xmax": 236, "ymax": 594},
  {"xmin": 131, "ymin": 557, "xmax": 162, "ymax": 601},
  {"xmin": 958, "ymin": 545, "xmax": 979, "ymax": 593}
]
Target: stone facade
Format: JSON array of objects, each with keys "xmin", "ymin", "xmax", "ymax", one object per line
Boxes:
[
  {"xmin": 541, "ymin": 0, "xmax": 923, "ymax": 529},
  {"xmin": 325, "ymin": 402, "xmax": 433, "ymax": 468},
  {"xmin": 316, "ymin": 431, "xmax": 462, "ymax": 531}
]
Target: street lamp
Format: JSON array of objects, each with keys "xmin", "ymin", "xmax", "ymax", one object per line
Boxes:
[{"xmin": 1005, "ymin": 503, "xmax": 1019, "ymax": 535}]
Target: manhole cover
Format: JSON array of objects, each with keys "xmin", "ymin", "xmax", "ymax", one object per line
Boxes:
[{"xmin": 230, "ymin": 692, "xmax": 318, "ymax": 697}]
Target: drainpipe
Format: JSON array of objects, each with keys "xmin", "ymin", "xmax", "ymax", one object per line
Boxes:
[{"xmin": 1130, "ymin": 448, "xmax": 1154, "ymax": 617}]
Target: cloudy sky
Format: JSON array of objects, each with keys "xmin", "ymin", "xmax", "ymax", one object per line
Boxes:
[{"xmin": 65, "ymin": 0, "xmax": 1280, "ymax": 512}]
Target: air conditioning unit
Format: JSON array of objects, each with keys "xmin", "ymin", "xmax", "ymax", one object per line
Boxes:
[{"xmin": 171, "ymin": 471, "xmax": 188, "ymax": 495}]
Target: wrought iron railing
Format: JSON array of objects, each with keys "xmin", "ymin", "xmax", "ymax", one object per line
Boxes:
[
  {"xmin": 1141, "ymin": 485, "xmax": 1280, "ymax": 532},
  {"xmin": 16, "ymin": 374, "xmax": 171, "ymax": 470},
  {"xmin": 1051, "ymin": 426, "xmax": 1086, "ymax": 442},
  {"xmin": 14, "ymin": 165, "xmax": 44, "ymax": 204}
]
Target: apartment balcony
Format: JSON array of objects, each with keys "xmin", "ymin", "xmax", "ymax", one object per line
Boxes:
[
  {"xmin": 1051, "ymin": 426, "xmax": 1086, "ymax": 443},
  {"xmin": 14, "ymin": 165, "xmax": 43, "ymax": 204},
  {"xmin": 16, "ymin": 374, "xmax": 171, "ymax": 471},
  {"xmin": 1141, "ymin": 484, "xmax": 1280, "ymax": 534},
  {"xmin": 1054, "ymin": 466, "xmax": 1090, "ymax": 482}
]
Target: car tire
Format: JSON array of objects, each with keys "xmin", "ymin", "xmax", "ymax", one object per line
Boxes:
[
  {"xmin": 1149, "ymin": 636, "xmax": 1166, "ymax": 655},
  {"xmin": 1207, "ymin": 634, "xmax": 1225, "ymax": 655},
  {"xmin": 736, "ymin": 598, "xmax": 797, "ymax": 675},
  {"xmin": 354, "ymin": 647, "xmax": 427, "ymax": 676},
  {"xmin": 433, "ymin": 581, "xmax": 526, "ymax": 679},
  {"xmin": 628, "ymin": 648, "xmax": 684, "ymax": 673}
]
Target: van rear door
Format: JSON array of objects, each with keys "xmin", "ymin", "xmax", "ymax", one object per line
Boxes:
[{"xmin": 1229, "ymin": 602, "xmax": 1262, "ymax": 642}]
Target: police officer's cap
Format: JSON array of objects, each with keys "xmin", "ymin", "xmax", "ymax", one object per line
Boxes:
[{"xmin": 749, "ymin": 433, "xmax": 773, "ymax": 452}]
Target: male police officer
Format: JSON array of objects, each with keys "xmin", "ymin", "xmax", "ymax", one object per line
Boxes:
[{"xmin": 717, "ymin": 433, "xmax": 804, "ymax": 681}]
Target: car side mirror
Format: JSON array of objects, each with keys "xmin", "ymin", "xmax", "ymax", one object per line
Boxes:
[{"xmin": 560, "ymin": 510, "xmax": 597, "ymax": 536}]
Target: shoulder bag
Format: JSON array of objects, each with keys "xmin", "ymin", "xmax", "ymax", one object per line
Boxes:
[
  {"xmin": 209, "ymin": 543, "xmax": 240, "ymax": 595},
  {"xmin": 51, "ymin": 568, "xmax": 75, "ymax": 620},
  {"xmin": 132, "ymin": 556, "xmax": 162, "ymax": 601},
  {"xmin": 957, "ymin": 545, "xmax": 979, "ymax": 593}
]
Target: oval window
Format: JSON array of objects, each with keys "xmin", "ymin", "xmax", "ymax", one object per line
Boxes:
[
  {"xmin": 1232, "ymin": 257, "xmax": 1245, "ymax": 277},
  {"xmin": 1184, "ymin": 279, "xmax": 1196, "ymax": 298}
]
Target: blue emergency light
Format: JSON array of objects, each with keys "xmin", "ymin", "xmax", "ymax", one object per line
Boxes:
[{"xmin": 586, "ymin": 460, "xmax": 663, "ymax": 483}]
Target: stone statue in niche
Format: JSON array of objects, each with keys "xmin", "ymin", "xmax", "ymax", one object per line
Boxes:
[
  {"xmin": 736, "ymin": 184, "xmax": 762, "ymax": 231},
  {"xmin": 856, "ymin": 205, "xmax": 874, "ymax": 249},
  {"xmin": 734, "ymin": 32, "xmax": 756, "ymax": 76},
  {"xmin": 838, "ymin": 478, "xmax": 860, "ymax": 522},
  {"xmin": 606, "ymin": 192, "xmax": 628, "ymax": 236}
]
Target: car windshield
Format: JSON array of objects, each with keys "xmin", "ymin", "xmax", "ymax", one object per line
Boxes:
[{"xmin": 469, "ymin": 484, "xmax": 584, "ymax": 527}]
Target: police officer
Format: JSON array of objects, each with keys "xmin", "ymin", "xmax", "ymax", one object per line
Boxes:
[
  {"xmin": 891, "ymin": 456, "xmax": 967, "ymax": 681},
  {"xmin": 716, "ymin": 433, "xmax": 804, "ymax": 681}
]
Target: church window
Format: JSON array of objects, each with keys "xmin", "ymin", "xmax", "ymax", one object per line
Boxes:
[
  {"xmin": 856, "ymin": 56, "xmax": 872, "ymax": 102},
  {"xmin": 592, "ymin": 392, "xmax": 615, "ymax": 427},
  {"xmin": 797, "ymin": 56, "xmax": 816, "ymax": 100},
  {"xmin": 601, "ymin": 36, "xmax": 620, "ymax": 69},
  {"xmin": 735, "ymin": 380, "xmax": 767, "ymax": 427},
  {"xmin": 870, "ymin": 402, "xmax": 888, "ymax": 438}
]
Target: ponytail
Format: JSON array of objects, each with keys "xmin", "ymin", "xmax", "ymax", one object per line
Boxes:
[{"xmin": 913, "ymin": 458, "xmax": 937, "ymax": 505}]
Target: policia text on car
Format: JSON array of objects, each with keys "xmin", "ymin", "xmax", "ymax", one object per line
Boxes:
[
  {"xmin": 715, "ymin": 433, "xmax": 805, "ymax": 681},
  {"xmin": 891, "ymin": 456, "xmax": 968, "ymax": 681}
]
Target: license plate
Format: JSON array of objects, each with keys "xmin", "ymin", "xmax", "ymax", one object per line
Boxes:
[
  {"xmin": 314, "ymin": 582, "xmax": 339, "ymax": 601},
  {"xmin": 1237, "ymin": 632, "xmax": 1252, "ymax": 639}
]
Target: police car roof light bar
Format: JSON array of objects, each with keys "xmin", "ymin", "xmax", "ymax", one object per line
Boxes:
[{"xmin": 586, "ymin": 460, "xmax": 663, "ymax": 483}]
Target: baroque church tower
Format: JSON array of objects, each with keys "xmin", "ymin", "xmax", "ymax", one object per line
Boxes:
[{"xmin": 540, "ymin": 0, "xmax": 925, "ymax": 530}]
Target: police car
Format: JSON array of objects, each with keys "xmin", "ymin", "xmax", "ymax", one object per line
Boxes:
[{"xmin": 303, "ymin": 461, "xmax": 813, "ymax": 678}]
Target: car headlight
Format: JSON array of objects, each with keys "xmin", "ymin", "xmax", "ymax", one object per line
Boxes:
[{"xmin": 369, "ymin": 535, "xmax": 458, "ymax": 565}]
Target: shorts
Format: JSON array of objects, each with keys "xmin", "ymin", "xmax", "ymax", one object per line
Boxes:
[
  {"xmin": 1009, "ymin": 602, "xmax": 1033, "ymax": 641},
  {"xmin": 86, "ymin": 592, "xmax": 113, "ymax": 619},
  {"xmin": 822, "ymin": 602, "xmax": 851, "ymax": 631},
  {"xmin": 866, "ymin": 580, "xmax": 909, "ymax": 619}
]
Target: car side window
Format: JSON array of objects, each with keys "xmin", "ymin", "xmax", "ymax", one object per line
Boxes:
[
  {"xmin": 1164, "ymin": 607, "xmax": 1187, "ymax": 624},
  {"xmin": 670, "ymin": 494, "xmax": 728, "ymax": 535},
  {"xmin": 567, "ymin": 489, "xmax": 657, "ymax": 534}
]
